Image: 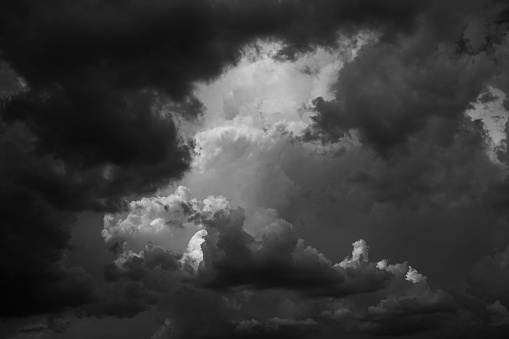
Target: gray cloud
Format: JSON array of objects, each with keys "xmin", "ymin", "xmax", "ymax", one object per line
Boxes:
[
  {"xmin": 2, "ymin": 1, "xmax": 509, "ymax": 339},
  {"xmin": 0, "ymin": 0, "xmax": 437, "ymax": 319},
  {"xmin": 306, "ymin": 0, "xmax": 508, "ymax": 154}
]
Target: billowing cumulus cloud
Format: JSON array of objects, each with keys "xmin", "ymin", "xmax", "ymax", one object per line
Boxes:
[
  {"xmin": 102, "ymin": 186, "xmax": 201, "ymax": 254},
  {"xmin": 2, "ymin": 1, "xmax": 509, "ymax": 338},
  {"xmin": 177, "ymin": 85, "xmax": 507, "ymax": 291},
  {"xmin": 93, "ymin": 186, "xmax": 465, "ymax": 338},
  {"xmin": 103, "ymin": 187, "xmax": 392, "ymax": 297}
]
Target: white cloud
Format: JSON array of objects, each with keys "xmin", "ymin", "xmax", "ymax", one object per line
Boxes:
[
  {"xmin": 337, "ymin": 239, "xmax": 369, "ymax": 268},
  {"xmin": 180, "ymin": 229, "xmax": 207, "ymax": 271}
]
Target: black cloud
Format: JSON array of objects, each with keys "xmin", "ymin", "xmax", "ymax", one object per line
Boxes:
[
  {"xmin": 197, "ymin": 208, "xmax": 391, "ymax": 297},
  {"xmin": 0, "ymin": 188, "xmax": 94, "ymax": 317}
]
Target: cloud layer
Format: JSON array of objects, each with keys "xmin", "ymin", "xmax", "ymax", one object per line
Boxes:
[
  {"xmin": 2, "ymin": 1, "xmax": 509, "ymax": 339},
  {"xmin": 93, "ymin": 187, "xmax": 462, "ymax": 338}
]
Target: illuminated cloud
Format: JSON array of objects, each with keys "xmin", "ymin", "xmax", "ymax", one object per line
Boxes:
[
  {"xmin": 102, "ymin": 186, "xmax": 201, "ymax": 254},
  {"xmin": 96, "ymin": 185, "xmax": 465, "ymax": 338}
]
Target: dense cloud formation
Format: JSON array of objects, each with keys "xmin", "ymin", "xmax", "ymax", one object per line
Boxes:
[
  {"xmin": 306, "ymin": 0, "xmax": 509, "ymax": 153},
  {"xmin": 0, "ymin": 0, "xmax": 430, "ymax": 319},
  {"xmin": 103, "ymin": 187, "xmax": 392, "ymax": 297},
  {"xmin": 99, "ymin": 187, "xmax": 457, "ymax": 338},
  {"xmin": 2, "ymin": 0, "xmax": 509, "ymax": 338}
]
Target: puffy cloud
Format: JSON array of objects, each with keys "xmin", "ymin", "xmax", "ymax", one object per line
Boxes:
[
  {"xmin": 102, "ymin": 186, "xmax": 201, "ymax": 254},
  {"xmin": 95, "ymin": 186, "xmax": 470, "ymax": 338},
  {"xmin": 106, "ymin": 186, "xmax": 391, "ymax": 298},
  {"xmin": 179, "ymin": 124, "xmax": 302, "ymax": 215},
  {"xmin": 337, "ymin": 239, "xmax": 369, "ymax": 268},
  {"xmin": 191, "ymin": 205, "xmax": 391, "ymax": 297},
  {"xmin": 103, "ymin": 243, "xmax": 181, "ymax": 283},
  {"xmin": 181, "ymin": 229, "xmax": 208, "ymax": 271},
  {"xmin": 376, "ymin": 260, "xmax": 426, "ymax": 284}
]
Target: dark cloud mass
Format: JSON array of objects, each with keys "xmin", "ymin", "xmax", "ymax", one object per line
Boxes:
[
  {"xmin": 0, "ymin": 188, "xmax": 94, "ymax": 317},
  {"xmin": 0, "ymin": 0, "xmax": 428, "ymax": 320},
  {"xmin": 306, "ymin": 0, "xmax": 509, "ymax": 153},
  {"xmin": 97, "ymin": 189, "xmax": 459, "ymax": 338},
  {"xmin": 1, "ymin": 0, "xmax": 509, "ymax": 339}
]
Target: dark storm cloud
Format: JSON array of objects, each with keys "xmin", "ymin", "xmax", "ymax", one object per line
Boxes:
[
  {"xmin": 0, "ymin": 0, "xmax": 431, "ymax": 319},
  {"xmin": 82, "ymin": 243, "xmax": 184, "ymax": 318},
  {"xmin": 307, "ymin": 44, "xmax": 496, "ymax": 154},
  {"xmin": 306, "ymin": 0, "xmax": 509, "ymax": 154},
  {"xmin": 345, "ymin": 116, "xmax": 494, "ymax": 209},
  {"xmin": 103, "ymin": 192, "xmax": 393, "ymax": 302},
  {"xmin": 2, "ymin": 3, "xmax": 509, "ymax": 339},
  {"xmin": 434, "ymin": 250, "xmax": 509, "ymax": 339},
  {"xmin": 362, "ymin": 290, "xmax": 457, "ymax": 337},
  {"xmin": 0, "ymin": 0, "xmax": 426, "ymax": 100},
  {"xmin": 0, "ymin": 0, "xmax": 432, "ymax": 210},
  {"xmin": 466, "ymin": 245, "xmax": 509, "ymax": 308},
  {"xmin": 100, "ymin": 190, "xmax": 461, "ymax": 338},
  {"xmin": 197, "ymin": 208, "xmax": 391, "ymax": 297},
  {"xmin": 0, "ymin": 187, "xmax": 94, "ymax": 317},
  {"xmin": 0, "ymin": 60, "xmax": 23, "ymax": 97},
  {"xmin": 2, "ymin": 90, "xmax": 191, "ymax": 212}
]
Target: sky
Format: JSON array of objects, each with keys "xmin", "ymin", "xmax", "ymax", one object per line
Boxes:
[{"xmin": 1, "ymin": 0, "xmax": 509, "ymax": 338}]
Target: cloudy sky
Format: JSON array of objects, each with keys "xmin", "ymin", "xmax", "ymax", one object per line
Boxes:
[{"xmin": 1, "ymin": 0, "xmax": 509, "ymax": 338}]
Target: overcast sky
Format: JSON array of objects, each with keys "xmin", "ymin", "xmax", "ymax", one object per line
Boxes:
[{"xmin": 1, "ymin": 1, "xmax": 509, "ymax": 338}]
